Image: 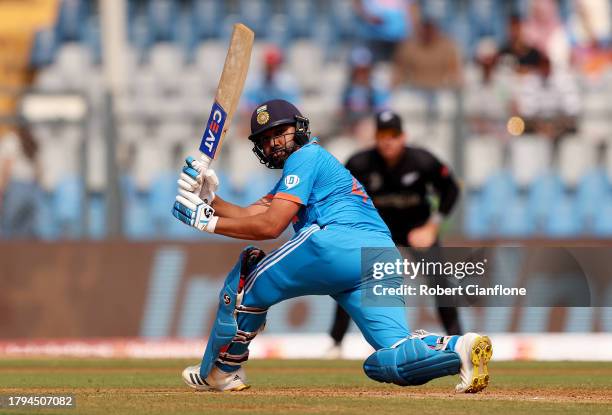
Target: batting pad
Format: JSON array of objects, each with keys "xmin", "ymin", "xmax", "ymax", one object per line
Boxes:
[
  {"xmin": 363, "ymin": 338, "xmax": 461, "ymax": 386},
  {"xmin": 200, "ymin": 259, "xmax": 242, "ymax": 378}
]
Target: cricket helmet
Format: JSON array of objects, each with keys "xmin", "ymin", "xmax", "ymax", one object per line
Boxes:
[{"xmin": 248, "ymin": 99, "xmax": 310, "ymax": 169}]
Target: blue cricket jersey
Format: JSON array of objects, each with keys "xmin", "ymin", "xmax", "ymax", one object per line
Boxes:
[{"xmin": 267, "ymin": 139, "xmax": 391, "ymax": 236}]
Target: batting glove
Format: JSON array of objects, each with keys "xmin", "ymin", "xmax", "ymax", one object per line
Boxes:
[
  {"xmin": 179, "ymin": 156, "xmax": 219, "ymax": 204},
  {"xmin": 172, "ymin": 188, "xmax": 218, "ymax": 233}
]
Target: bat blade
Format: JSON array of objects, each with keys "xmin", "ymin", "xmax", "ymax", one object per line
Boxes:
[{"xmin": 199, "ymin": 23, "xmax": 254, "ymax": 165}]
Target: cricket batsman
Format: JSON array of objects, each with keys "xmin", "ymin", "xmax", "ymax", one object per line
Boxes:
[{"xmin": 172, "ymin": 99, "xmax": 492, "ymax": 393}]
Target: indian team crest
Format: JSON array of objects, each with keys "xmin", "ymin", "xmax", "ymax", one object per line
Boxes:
[{"xmin": 256, "ymin": 105, "xmax": 270, "ymax": 125}]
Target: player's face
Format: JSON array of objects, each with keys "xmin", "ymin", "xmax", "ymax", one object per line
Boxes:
[
  {"xmin": 376, "ymin": 129, "xmax": 405, "ymax": 162},
  {"xmin": 261, "ymin": 125, "xmax": 296, "ymax": 166}
]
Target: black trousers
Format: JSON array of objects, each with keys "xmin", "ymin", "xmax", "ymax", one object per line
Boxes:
[{"xmin": 329, "ymin": 242, "xmax": 463, "ymax": 345}]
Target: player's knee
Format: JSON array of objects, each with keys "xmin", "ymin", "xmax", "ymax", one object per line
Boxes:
[
  {"xmin": 363, "ymin": 338, "xmax": 461, "ymax": 386},
  {"xmin": 240, "ymin": 245, "xmax": 266, "ymax": 277}
]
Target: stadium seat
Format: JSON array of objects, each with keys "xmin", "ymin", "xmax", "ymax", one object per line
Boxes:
[
  {"xmin": 544, "ymin": 193, "xmax": 580, "ymax": 237},
  {"xmin": 464, "ymin": 191, "xmax": 491, "ymax": 238},
  {"xmin": 389, "ymin": 90, "xmax": 429, "ymax": 120},
  {"xmin": 55, "ymin": 43, "xmax": 94, "ymax": 89},
  {"xmin": 262, "ymin": 13, "xmax": 291, "ymax": 48},
  {"xmin": 284, "ymin": 0, "xmax": 315, "ymax": 39},
  {"xmin": 30, "ymin": 28, "xmax": 58, "ymax": 68},
  {"xmin": 509, "ymin": 135, "xmax": 552, "ymax": 189},
  {"xmin": 527, "ymin": 172, "xmax": 565, "ymax": 232},
  {"xmin": 194, "ymin": 41, "xmax": 227, "ymax": 90},
  {"xmin": 558, "ymin": 136, "xmax": 596, "ymax": 189},
  {"xmin": 191, "ymin": 0, "xmax": 224, "ymax": 40},
  {"xmin": 447, "ymin": 8, "xmax": 474, "ymax": 58},
  {"xmin": 121, "ymin": 175, "xmax": 153, "ymax": 239},
  {"xmin": 464, "ymin": 136, "xmax": 504, "ymax": 190},
  {"xmin": 326, "ymin": 136, "xmax": 360, "ymax": 165},
  {"xmin": 329, "ymin": 0, "xmax": 357, "ymax": 41},
  {"xmin": 149, "ymin": 172, "xmax": 179, "ymax": 237},
  {"xmin": 288, "ymin": 40, "xmax": 324, "ymax": 94},
  {"xmin": 311, "ymin": 17, "xmax": 339, "ymax": 59},
  {"xmin": 128, "ymin": 11, "xmax": 153, "ymax": 56},
  {"xmin": 606, "ymin": 141, "xmax": 612, "ymax": 183},
  {"xmin": 34, "ymin": 66, "xmax": 68, "ymax": 92},
  {"xmin": 148, "ymin": 43, "xmax": 184, "ymax": 94},
  {"xmin": 147, "ymin": 0, "xmax": 179, "ymax": 42},
  {"xmin": 301, "ymin": 95, "xmax": 336, "ymax": 138},
  {"xmin": 87, "ymin": 192, "xmax": 106, "ymax": 240},
  {"xmin": 55, "ymin": 0, "xmax": 89, "ymax": 42},
  {"xmin": 467, "ymin": 0, "xmax": 506, "ymax": 47},
  {"xmin": 496, "ymin": 194, "xmax": 534, "ymax": 238},
  {"xmin": 480, "ymin": 169, "xmax": 518, "ymax": 228},
  {"xmin": 52, "ymin": 176, "xmax": 83, "ymax": 239},
  {"xmin": 420, "ymin": 0, "xmax": 456, "ymax": 33},
  {"xmin": 575, "ymin": 168, "xmax": 610, "ymax": 231},
  {"xmin": 237, "ymin": 0, "xmax": 267, "ymax": 35},
  {"xmin": 593, "ymin": 194, "xmax": 612, "ymax": 237}
]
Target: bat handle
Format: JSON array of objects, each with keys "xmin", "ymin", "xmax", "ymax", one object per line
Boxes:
[{"xmin": 199, "ymin": 154, "xmax": 212, "ymax": 171}]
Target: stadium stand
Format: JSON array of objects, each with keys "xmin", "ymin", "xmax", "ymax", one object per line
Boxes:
[{"xmin": 1, "ymin": 0, "xmax": 611, "ymax": 240}]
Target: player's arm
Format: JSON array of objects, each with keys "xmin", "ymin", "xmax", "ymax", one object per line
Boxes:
[
  {"xmin": 428, "ymin": 158, "xmax": 460, "ymax": 218},
  {"xmin": 213, "ymin": 198, "xmax": 299, "ymax": 240},
  {"xmin": 212, "ymin": 194, "xmax": 272, "ymax": 218}
]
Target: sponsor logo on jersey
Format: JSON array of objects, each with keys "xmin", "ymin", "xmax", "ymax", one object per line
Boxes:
[{"xmin": 284, "ymin": 175, "xmax": 300, "ymax": 189}]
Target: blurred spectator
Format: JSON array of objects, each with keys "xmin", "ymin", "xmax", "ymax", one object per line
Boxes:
[
  {"xmin": 392, "ymin": 19, "xmax": 462, "ymax": 90},
  {"xmin": 339, "ymin": 47, "xmax": 390, "ymax": 135},
  {"xmin": 353, "ymin": 0, "xmax": 420, "ymax": 63},
  {"xmin": 497, "ymin": 14, "xmax": 547, "ymax": 74},
  {"xmin": 391, "ymin": 19, "xmax": 462, "ymax": 120},
  {"xmin": 243, "ymin": 45, "xmax": 301, "ymax": 111},
  {"xmin": 570, "ymin": 0, "xmax": 612, "ymax": 79},
  {"xmin": 511, "ymin": 57, "xmax": 580, "ymax": 140},
  {"xmin": 522, "ymin": 0, "xmax": 570, "ymax": 70},
  {"xmin": 467, "ymin": 39, "xmax": 511, "ymax": 136},
  {"xmin": 571, "ymin": 0, "xmax": 611, "ymax": 47},
  {"xmin": 0, "ymin": 127, "xmax": 41, "ymax": 238}
]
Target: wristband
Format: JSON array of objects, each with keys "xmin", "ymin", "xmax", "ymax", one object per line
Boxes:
[{"xmin": 205, "ymin": 216, "xmax": 219, "ymax": 233}]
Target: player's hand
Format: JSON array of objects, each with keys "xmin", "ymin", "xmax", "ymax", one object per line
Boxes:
[
  {"xmin": 407, "ymin": 221, "xmax": 439, "ymax": 249},
  {"xmin": 172, "ymin": 188, "xmax": 218, "ymax": 233},
  {"xmin": 179, "ymin": 156, "xmax": 219, "ymax": 204}
]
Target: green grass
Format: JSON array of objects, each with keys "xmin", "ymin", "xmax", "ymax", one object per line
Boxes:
[{"xmin": 0, "ymin": 359, "xmax": 610, "ymax": 414}]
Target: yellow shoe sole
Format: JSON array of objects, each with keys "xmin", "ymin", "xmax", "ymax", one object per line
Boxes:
[
  {"xmin": 228, "ymin": 384, "xmax": 251, "ymax": 392},
  {"xmin": 465, "ymin": 335, "xmax": 493, "ymax": 393}
]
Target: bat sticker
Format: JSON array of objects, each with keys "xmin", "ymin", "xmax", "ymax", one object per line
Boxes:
[{"xmin": 199, "ymin": 101, "xmax": 227, "ymax": 159}]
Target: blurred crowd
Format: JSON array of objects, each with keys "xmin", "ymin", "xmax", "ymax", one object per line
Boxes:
[{"xmin": 1, "ymin": 0, "xmax": 612, "ymax": 240}]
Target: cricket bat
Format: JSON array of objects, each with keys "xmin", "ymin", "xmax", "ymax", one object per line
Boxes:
[{"xmin": 198, "ymin": 23, "xmax": 255, "ymax": 170}]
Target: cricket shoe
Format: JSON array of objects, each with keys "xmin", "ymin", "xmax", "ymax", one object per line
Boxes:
[
  {"xmin": 182, "ymin": 365, "xmax": 250, "ymax": 391},
  {"xmin": 324, "ymin": 344, "xmax": 342, "ymax": 360},
  {"xmin": 454, "ymin": 333, "xmax": 492, "ymax": 393}
]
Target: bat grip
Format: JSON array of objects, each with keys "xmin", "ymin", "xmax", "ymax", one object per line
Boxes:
[{"xmin": 199, "ymin": 154, "xmax": 212, "ymax": 171}]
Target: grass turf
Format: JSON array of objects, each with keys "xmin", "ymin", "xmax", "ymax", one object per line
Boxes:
[{"xmin": 0, "ymin": 359, "xmax": 610, "ymax": 414}]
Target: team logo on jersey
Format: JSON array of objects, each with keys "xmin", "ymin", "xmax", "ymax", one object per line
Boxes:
[
  {"xmin": 402, "ymin": 172, "xmax": 419, "ymax": 186},
  {"xmin": 256, "ymin": 105, "xmax": 270, "ymax": 125},
  {"xmin": 284, "ymin": 175, "xmax": 300, "ymax": 189}
]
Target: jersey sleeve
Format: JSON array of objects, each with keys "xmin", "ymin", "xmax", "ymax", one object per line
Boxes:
[
  {"xmin": 422, "ymin": 151, "xmax": 460, "ymax": 216},
  {"xmin": 272, "ymin": 146, "xmax": 318, "ymax": 205},
  {"xmin": 265, "ymin": 180, "xmax": 281, "ymax": 199}
]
